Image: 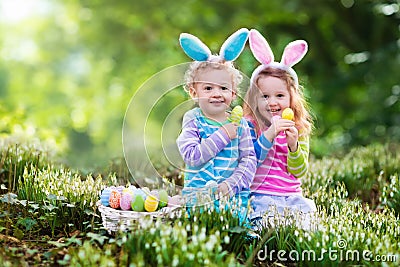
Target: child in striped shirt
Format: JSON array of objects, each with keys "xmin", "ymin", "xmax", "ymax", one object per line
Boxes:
[
  {"xmin": 243, "ymin": 29, "xmax": 317, "ymax": 229},
  {"xmin": 176, "ymin": 29, "xmax": 256, "ymax": 219}
]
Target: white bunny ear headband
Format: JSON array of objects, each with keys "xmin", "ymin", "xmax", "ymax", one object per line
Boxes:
[
  {"xmin": 249, "ymin": 29, "xmax": 308, "ymax": 88},
  {"xmin": 179, "ymin": 28, "xmax": 249, "ymax": 62}
]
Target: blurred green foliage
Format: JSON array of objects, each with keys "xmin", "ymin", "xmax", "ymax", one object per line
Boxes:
[{"xmin": 0, "ymin": 0, "xmax": 399, "ymax": 168}]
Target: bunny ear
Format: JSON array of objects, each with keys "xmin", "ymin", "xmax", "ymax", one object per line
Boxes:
[
  {"xmin": 281, "ymin": 40, "xmax": 308, "ymax": 67},
  {"xmin": 249, "ymin": 29, "xmax": 274, "ymax": 65},
  {"xmin": 179, "ymin": 33, "xmax": 212, "ymax": 61},
  {"xmin": 219, "ymin": 28, "xmax": 249, "ymax": 61}
]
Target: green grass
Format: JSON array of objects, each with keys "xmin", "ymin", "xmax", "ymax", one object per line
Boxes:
[{"xmin": 0, "ymin": 139, "xmax": 399, "ymax": 266}]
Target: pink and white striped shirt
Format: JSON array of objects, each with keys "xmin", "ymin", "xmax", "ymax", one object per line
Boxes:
[{"xmin": 246, "ymin": 118, "xmax": 309, "ymax": 196}]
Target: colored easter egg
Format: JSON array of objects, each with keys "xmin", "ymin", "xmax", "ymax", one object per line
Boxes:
[
  {"xmin": 150, "ymin": 190, "xmax": 159, "ymax": 197},
  {"xmin": 282, "ymin": 108, "xmax": 294, "ymax": 121},
  {"xmin": 120, "ymin": 192, "xmax": 133, "ymax": 211},
  {"xmin": 131, "ymin": 194, "xmax": 145, "ymax": 212},
  {"xmin": 109, "ymin": 190, "xmax": 121, "ymax": 209},
  {"xmin": 122, "ymin": 187, "xmax": 134, "ymax": 196},
  {"xmin": 135, "ymin": 189, "xmax": 147, "ymax": 200},
  {"xmin": 141, "ymin": 187, "xmax": 150, "ymax": 196},
  {"xmin": 128, "ymin": 185, "xmax": 137, "ymax": 192},
  {"xmin": 229, "ymin": 105, "xmax": 243, "ymax": 124},
  {"xmin": 158, "ymin": 189, "xmax": 169, "ymax": 208},
  {"xmin": 168, "ymin": 195, "xmax": 183, "ymax": 208},
  {"xmin": 100, "ymin": 187, "xmax": 112, "ymax": 206},
  {"xmin": 116, "ymin": 186, "xmax": 125, "ymax": 195},
  {"xmin": 144, "ymin": 194, "xmax": 159, "ymax": 212}
]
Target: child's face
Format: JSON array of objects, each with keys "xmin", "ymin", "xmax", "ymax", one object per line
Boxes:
[
  {"xmin": 256, "ymin": 76, "xmax": 291, "ymax": 123},
  {"xmin": 190, "ymin": 68, "xmax": 235, "ymax": 121}
]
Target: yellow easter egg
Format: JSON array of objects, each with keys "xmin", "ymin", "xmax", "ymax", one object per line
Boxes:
[
  {"xmin": 282, "ymin": 108, "xmax": 294, "ymax": 121},
  {"xmin": 229, "ymin": 105, "xmax": 243, "ymax": 124},
  {"xmin": 122, "ymin": 187, "xmax": 133, "ymax": 195},
  {"xmin": 144, "ymin": 195, "xmax": 159, "ymax": 212}
]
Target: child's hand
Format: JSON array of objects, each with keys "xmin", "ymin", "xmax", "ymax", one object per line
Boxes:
[
  {"xmin": 217, "ymin": 182, "xmax": 230, "ymax": 197},
  {"xmin": 263, "ymin": 117, "xmax": 295, "ymax": 142},
  {"xmin": 285, "ymin": 125, "xmax": 299, "ymax": 152},
  {"xmin": 221, "ymin": 123, "xmax": 238, "ymax": 140}
]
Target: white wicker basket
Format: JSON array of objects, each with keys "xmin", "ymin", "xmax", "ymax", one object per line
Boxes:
[{"xmin": 97, "ymin": 201, "xmax": 181, "ymax": 233}]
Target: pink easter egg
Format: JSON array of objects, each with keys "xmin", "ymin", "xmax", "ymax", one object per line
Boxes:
[{"xmin": 120, "ymin": 192, "xmax": 133, "ymax": 211}]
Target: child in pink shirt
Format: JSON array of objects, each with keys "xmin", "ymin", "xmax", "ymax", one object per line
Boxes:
[{"xmin": 243, "ymin": 29, "xmax": 317, "ymax": 230}]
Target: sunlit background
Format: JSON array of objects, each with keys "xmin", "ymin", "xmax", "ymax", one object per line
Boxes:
[{"xmin": 0, "ymin": 0, "xmax": 399, "ymax": 170}]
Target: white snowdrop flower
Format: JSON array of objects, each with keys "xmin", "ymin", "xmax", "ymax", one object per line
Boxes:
[
  {"xmin": 172, "ymin": 255, "xmax": 179, "ymax": 267},
  {"xmin": 205, "ymin": 240, "xmax": 214, "ymax": 251},
  {"xmin": 181, "ymin": 229, "xmax": 187, "ymax": 239},
  {"xmin": 199, "ymin": 231, "xmax": 206, "ymax": 242},
  {"xmin": 156, "ymin": 254, "xmax": 162, "ymax": 264},
  {"xmin": 187, "ymin": 253, "xmax": 194, "ymax": 260},
  {"xmin": 192, "ymin": 235, "xmax": 198, "ymax": 246},
  {"xmin": 161, "ymin": 228, "xmax": 171, "ymax": 236},
  {"xmin": 161, "ymin": 239, "xmax": 167, "ymax": 249},
  {"xmin": 360, "ymin": 232, "xmax": 365, "ymax": 240},
  {"xmin": 224, "ymin": 235, "xmax": 230, "ymax": 244},
  {"xmin": 181, "ymin": 244, "xmax": 187, "ymax": 252}
]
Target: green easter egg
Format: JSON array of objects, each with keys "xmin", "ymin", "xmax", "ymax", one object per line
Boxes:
[
  {"xmin": 158, "ymin": 189, "xmax": 169, "ymax": 208},
  {"xmin": 131, "ymin": 194, "xmax": 145, "ymax": 212}
]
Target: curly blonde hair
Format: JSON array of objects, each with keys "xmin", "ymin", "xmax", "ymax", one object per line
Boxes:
[
  {"xmin": 183, "ymin": 56, "xmax": 243, "ymax": 93},
  {"xmin": 243, "ymin": 67, "xmax": 313, "ymax": 136}
]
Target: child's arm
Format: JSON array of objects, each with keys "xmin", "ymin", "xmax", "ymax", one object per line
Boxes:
[
  {"xmin": 219, "ymin": 120, "xmax": 257, "ymax": 196},
  {"xmin": 177, "ymin": 112, "xmax": 231, "ymax": 167},
  {"xmin": 247, "ymin": 120, "xmax": 273, "ymax": 167},
  {"xmin": 287, "ymin": 134, "xmax": 309, "ymax": 178}
]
